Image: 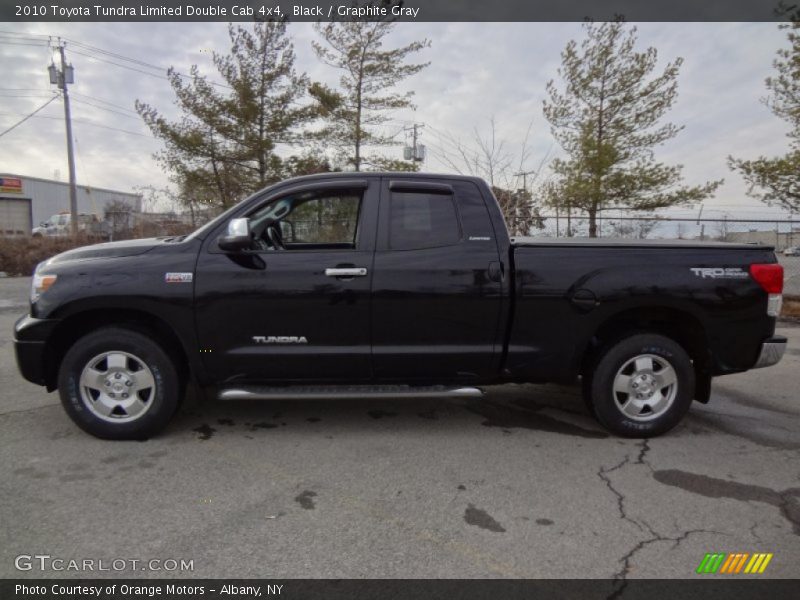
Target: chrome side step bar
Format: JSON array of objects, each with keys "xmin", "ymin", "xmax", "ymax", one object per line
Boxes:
[{"xmin": 218, "ymin": 384, "xmax": 484, "ymax": 401}]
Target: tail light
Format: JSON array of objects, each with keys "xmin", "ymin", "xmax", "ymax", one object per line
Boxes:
[
  {"xmin": 750, "ymin": 263, "xmax": 783, "ymax": 317},
  {"xmin": 749, "ymin": 263, "xmax": 783, "ymax": 294}
]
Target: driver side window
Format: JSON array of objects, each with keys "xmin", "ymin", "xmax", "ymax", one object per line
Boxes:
[{"xmin": 251, "ymin": 191, "xmax": 362, "ymax": 250}]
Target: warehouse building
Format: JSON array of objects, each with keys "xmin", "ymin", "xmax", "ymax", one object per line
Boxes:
[{"xmin": 0, "ymin": 173, "xmax": 142, "ymax": 236}]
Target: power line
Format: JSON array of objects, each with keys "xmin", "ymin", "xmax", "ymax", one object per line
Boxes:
[
  {"xmin": 69, "ymin": 117, "xmax": 153, "ymax": 138},
  {"xmin": 0, "ymin": 37, "xmax": 47, "ymax": 45},
  {"xmin": 0, "ymin": 95, "xmax": 58, "ymax": 138},
  {"xmin": 70, "ymin": 91, "xmax": 138, "ymax": 114},
  {"xmin": 0, "ymin": 112, "xmax": 155, "ymax": 140},
  {"xmin": 0, "ymin": 87, "xmax": 55, "ymax": 92},
  {"xmin": 65, "ymin": 38, "xmax": 233, "ymax": 90},
  {"xmin": 1, "ymin": 28, "xmax": 234, "ymax": 90},
  {"xmin": 70, "ymin": 97, "xmax": 141, "ymax": 120},
  {"xmin": 0, "ymin": 30, "xmax": 49, "ymax": 39},
  {"xmin": 0, "ymin": 92, "xmax": 59, "ymax": 98},
  {"xmin": 0, "ymin": 33, "xmax": 47, "ymax": 40},
  {"xmin": 0, "ymin": 40, "xmax": 48, "ymax": 48},
  {"xmin": 0, "ymin": 32, "xmax": 48, "ymax": 40},
  {"xmin": 70, "ymin": 119, "xmax": 153, "ymax": 138},
  {"xmin": 67, "ymin": 39, "xmax": 167, "ymax": 72},
  {"xmin": 67, "ymin": 48, "xmax": 172, "ymax": 80},
  {"xmin": 68, "ymin": 46, "xmax": 233, "ymax": 90}
]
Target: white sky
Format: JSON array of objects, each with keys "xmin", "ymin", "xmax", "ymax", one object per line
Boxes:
[{"xmin": 0, "ymin": 21, "xmax": 795, "ymax": 220}]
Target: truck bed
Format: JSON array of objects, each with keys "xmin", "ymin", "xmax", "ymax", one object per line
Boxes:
[{"xmin": 510, "ymin": 236, "xmax": 771, "ymax": 250}]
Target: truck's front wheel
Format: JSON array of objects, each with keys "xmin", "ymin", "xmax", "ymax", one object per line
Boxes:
[
  {"xmin": 58, "ymin": 327, "xmax": 180, "ymax": 440},
  {"xmin": 586, "ymin": 333, "xmax": 694, "ymax": 437}
]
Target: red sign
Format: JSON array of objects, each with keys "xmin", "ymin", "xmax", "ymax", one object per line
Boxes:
[{"xmin": 0, "ymin": 177, "xmax": 23, "ymax": 194}]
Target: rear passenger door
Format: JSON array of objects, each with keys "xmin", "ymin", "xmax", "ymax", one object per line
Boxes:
[{"xmin": 370, "ymin": 178, "xmax": 505, "ymax": 382}]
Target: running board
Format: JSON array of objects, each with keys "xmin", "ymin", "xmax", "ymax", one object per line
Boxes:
[{"xmin": 217, "ymin": 384, "xmax": 484, "ymax": 401}]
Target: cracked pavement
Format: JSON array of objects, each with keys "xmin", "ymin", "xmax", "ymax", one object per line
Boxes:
[{"xmin": 1, "ymin": 276, "xmax": 798, "ymax": 578}]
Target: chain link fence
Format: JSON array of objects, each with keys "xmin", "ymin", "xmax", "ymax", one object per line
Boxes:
[{"xmin": 525, "ymin": 216, "xmax": 800, "ymax": 297}]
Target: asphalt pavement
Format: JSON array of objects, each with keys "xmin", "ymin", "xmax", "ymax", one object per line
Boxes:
[{"xmin": 1, "ymin": 276, "xmax": 798, "ymax": 580}]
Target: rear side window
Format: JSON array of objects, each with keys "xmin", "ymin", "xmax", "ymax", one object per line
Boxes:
[{"xmin": 389, "ymin": 192, "xmax": 461, "ymax": 250}]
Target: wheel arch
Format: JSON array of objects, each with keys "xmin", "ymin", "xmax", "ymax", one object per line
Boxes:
[
  {"xmin": 579, "ymin": 305, "xmax": 712, "ymax": 402},
  {"xmin": 43, "ymin": 308, "xmax": 190, "ymax": 391}
]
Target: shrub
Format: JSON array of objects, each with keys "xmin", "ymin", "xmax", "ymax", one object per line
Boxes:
[
  {"xmin": 0, "ymin": 235, "xmax": 108, "ymax": 276},
  {"xmin": 0, "ymin": 221, "xmax": 198, "ymax": 277}
]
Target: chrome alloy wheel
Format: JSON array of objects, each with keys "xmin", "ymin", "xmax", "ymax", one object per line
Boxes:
[
  {"xmin": 78, "ymin": 351, "xmax": 156, "ymax": 423},
  {"xmin": 612, "ymin": 354, "xmax": 678, "ymax": 421}
]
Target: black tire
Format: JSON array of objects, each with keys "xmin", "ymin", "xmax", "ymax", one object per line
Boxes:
[
  {"xmin": 585, "ymin": 333, "xmax": 694, "ymax": 438},
  {"xmin": 58, "ymin": 327, "xmax": 180, "ymax": 440}
]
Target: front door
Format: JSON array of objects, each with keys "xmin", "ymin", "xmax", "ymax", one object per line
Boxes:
[{"xmin": 195, "ymin": 179, "xmax": 378, "ymax": 383}]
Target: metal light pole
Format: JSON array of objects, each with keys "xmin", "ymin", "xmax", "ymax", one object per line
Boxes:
[{"xmin": 49, "ymin": 41, "xmax": 79, "ymax": 237}]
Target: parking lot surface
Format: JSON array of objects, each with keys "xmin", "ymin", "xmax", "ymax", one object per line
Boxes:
[{"xmin": 1, "ymin": 276, "xmax": 798, "ymax": 579}]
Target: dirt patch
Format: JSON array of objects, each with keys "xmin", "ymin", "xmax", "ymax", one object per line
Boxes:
[{"xmin": 781, "ymin": 295, "xmax": 800, "ymax": 319}]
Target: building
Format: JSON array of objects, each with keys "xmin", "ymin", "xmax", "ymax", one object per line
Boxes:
[
  {"xmin": 0, "ymin": 173, "xmax": 142, "ymax": 236},
  {"xmin": 724, "ymin": 229, "xmax": 800, "ymax": 251}
]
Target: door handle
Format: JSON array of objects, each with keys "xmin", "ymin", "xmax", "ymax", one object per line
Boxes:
[{"xmin": 324, "ymin": 267, "xmax": 368, "ymax": 277}]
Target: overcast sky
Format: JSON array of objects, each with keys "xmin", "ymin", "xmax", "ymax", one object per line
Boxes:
[{"xmin": 0, "ymin": 21, "xmax": 795, "ymax": 221}]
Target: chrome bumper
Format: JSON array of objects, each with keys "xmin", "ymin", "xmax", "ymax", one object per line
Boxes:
[{"xmin": 753, "ymin": 336, "xmax": 787, "ymax": 369}]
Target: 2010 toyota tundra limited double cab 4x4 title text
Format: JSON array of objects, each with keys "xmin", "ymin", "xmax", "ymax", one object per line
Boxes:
[{"xmin": 14, "ymin": 173, "xmax": 787, "ymax": 439}]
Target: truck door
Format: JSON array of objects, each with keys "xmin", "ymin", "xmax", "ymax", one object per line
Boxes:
[
  {"xmin": 371, "ymin": 178, "xmax": 506, "ymax": 381},
  {"xmin": 195, "ymin": 179, "xmax": 378, "ymax": 382}
]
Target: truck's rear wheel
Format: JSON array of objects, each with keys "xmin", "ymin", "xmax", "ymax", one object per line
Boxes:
[
  {"xmin": 58, "ymin": 327, "xmax": 180, "ymax": 440},
  {"xmin": 586, "ymin": 333, "xmax": 694, "ymax": 437}
]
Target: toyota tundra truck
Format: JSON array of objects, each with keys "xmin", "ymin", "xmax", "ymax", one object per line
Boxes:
[{"xmin": 13, "ymin": 173, "xmax": 787, "ymax": 439}]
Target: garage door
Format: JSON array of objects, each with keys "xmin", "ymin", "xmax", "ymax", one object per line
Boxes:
[{"xmin": 0, "ymin": 198, "xmax": 32, "ymax": 236}]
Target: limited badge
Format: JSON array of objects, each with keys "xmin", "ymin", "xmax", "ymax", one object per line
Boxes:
[{"xmin": 165, "ymin": 272, "xmax": 193, "ymax": 283}]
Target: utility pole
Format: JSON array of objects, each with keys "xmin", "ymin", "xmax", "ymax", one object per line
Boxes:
[
  {"xmin": 566, "ymin": 199, "xmax": 572, "ymax": 237},
  {"xmin": 403, "ymin": 123, "xmax": 425, "ymax": 163},
  {"xmin": 696, "ymin": 204, "xmax": 704, "ymax": 241},
  {"xmin": 514, "ymin": 169, "xmax": 537, "ymax": 192},
  {"xmin": 49, "ymin": 40, "xmax": 78, "ymax": 237},
  {"xmin": 510, "ymin": 169, "xmax": 540, "ymax": 237},
  {"xmin": 555, "ymin": 204, "xmax": 560, "ymax": 237}
]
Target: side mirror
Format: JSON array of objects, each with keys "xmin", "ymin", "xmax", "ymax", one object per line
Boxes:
[{"xmin": 218, "ymin": 218, "xmax": 252, "ymax": 252}]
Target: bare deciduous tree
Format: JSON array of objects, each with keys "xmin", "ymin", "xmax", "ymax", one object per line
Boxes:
[{"xmin": 428, "ymin": 118, "xmax": 550, "ymax": 235}]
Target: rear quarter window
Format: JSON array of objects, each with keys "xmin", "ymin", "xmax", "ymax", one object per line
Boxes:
[{"xmin": 389, "ymin": 192, "xmax": 461, "ymax": 250}]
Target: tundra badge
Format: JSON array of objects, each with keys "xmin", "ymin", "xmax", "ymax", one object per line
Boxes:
[{"xmin": 253, "ymin": 336, "xmax": 309, "ymax": 344}]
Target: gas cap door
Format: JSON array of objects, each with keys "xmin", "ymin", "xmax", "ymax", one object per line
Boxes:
[{"xmin": 570, "ymin": 288, "xmax": 599, "ymax": 312}]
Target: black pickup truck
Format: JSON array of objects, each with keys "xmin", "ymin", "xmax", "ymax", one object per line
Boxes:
[{"xmin": 14, "ymin": 173, "xmax": 786, "ymax": 439}]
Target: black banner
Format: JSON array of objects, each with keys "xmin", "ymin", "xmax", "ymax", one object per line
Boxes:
[
  {"xmin": 2, "ymin": 579, "xmax": 799, "ymax": 600},
  {"xmin": 1, "ymin": 0, "xmax": 796, "ymax": 23}
]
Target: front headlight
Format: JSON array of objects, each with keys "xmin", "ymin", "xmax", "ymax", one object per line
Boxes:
[{"xmin": 31, "ymin": 272, "xmax": 57, "ymax": 303}]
